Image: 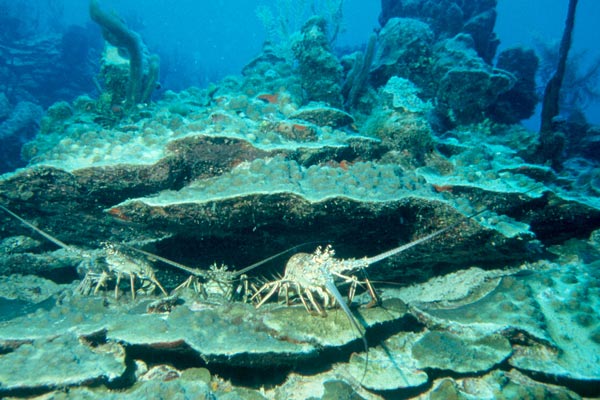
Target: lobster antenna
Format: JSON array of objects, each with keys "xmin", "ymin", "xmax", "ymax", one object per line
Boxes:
[
  {"xmin": 365, "ymin": 182, "xmax": 546, "ymax": 266},
  {"xmin": 121, "ymin": 244, "xmax": 210, "ymax": 278},
  {"xmin": 365, "ymin": 208, "xmax": 487, "ymax": 265},
  {"xmin": 123, "ymin": 241, "xmax": 322, "ymax": 279},
  {"xmin": 234, "ymin": 241, "xmax": 322, "ymax": 276},
  {"xmin": 324, "ymin": 274, "xmax": 369, "ymax": 383},
  {"xmin": 0, "ymin": 204, "xmax": 80, "ymax": 254}
]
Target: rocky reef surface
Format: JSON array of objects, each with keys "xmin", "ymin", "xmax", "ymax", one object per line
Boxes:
[
  {"xmin": 0, "ymin": 244, "xmax": 597, "ymax": 398},
  {"xmin": 1, "ymin": 77, "xmax": 598, "ymax": 397},
  {"xmin": 1, "ymin": 1, "xmax": 600, "ymax": 398}
]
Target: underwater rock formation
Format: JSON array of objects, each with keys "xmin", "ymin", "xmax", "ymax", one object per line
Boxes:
[
  {"xmin": 379, "ymin": 0, "xmax": 500, "ymax": 63},
  {"xmin": 38, "ymin": 101, "xmax": 74, "ymax": 136},
  {"xmin": 0, "ymin": 93, "xmax": 10, "ymax": 121},
  {"xmin": 0, "ymin": 98, "xmax": 43, "ymax": 173},
  {"xmin": 292, "ymin": 17, "xmax": 343, "ymax": 107},
  {"xmin": 0, "ymin": 243, "xmax": 597, "ymax": 398},
  {"xmin": 2, "ymin": 90, "xmax": 599, "ymax": 282},
  {"xmin": 583, "ymin": 128, "xmax": 600, "ymax": 163},
  {"xmin": 0, "ymin": 34, "xmax": 95, "ymax": 108},
  {"xmin": 489, "ymin": 47, "xmax": 540, "ymax": 124},
  {"xmin": 362, "ymin": 76, "xmax": 434, "ymax": 166},
  {"xmin": 0, "ymin": 283, "xmax": 404, "ymax": 395},
  {"xmin": 0, "ymin": 334, "xmax": 126, "ymax": 392},
  {"xmin": 241, "ymin": 42, "xmax": 301, "ymax": 103},
  {"xmin": 1, "ymin": 5, "xmax": 600, "ymax": 398},
  {"xmin": 370, "ymin": 18, "xmax": 434, "ymax": 92},
  {"xmin": 419, "ymin": 369, "xmax": 582, "ymax": 399},
  {"xmin": 289, "ymin": 105, "xmax": 354, "ymax": 128},
  {"xmin": 0, "ymin": 100, "xmax": 43, "ymax": 142},
  {"xmin": 432, "ymin": 34, "xmax": 515, "ymax": 125},
  {"xmin": 372, "ymin": 0, "xmax": 533, "ymax": 126}
]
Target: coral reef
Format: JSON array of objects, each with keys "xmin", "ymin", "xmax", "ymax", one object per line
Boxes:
[
  {"xmin": 89, "ymin": 0, "xmax": 160, "ymax": 110},
  {"xmin": 0, "ymin": 97, "xmax": 43, "ymax": 173},
  {"xmin": 1, "ymin": 4, "xmax": 600, "ymax": 398},
  {"xmin": 256, "ymin": 0, "xmax": 344, "ymax": 62},
  {"xmin": 292, "ymin": 17, "xmax": 343, "ymax": 107},
  {"xmin": 0, "ymin": 242, "xmax": 597, "ymax": 398},
  {"xmin": 0, "ymin": 0, "xmax": 99, "ymax": 108},
  {"xmin": 379, "ymin": 0, "xmax": 500, "ymax": 63},
  {"xmin": 370, "ymin": 0, "xmax": 538, "ymax": 127},
  {"xmin": 489, "ymin": 47, "xmax": 539, "ymax": 124},
  {"xmin": 241, "ymin": 42, "xmax": 299, "ymax": 99},
  {"xmin": 370, "ymin": 18, "xmax": 434, "ymax": 92},
  {"xmin": 342, "ymin": 33, "xmax": 377, "ymax": 110},
  {"xmin": 362, "ymin": 77, "xmax": 434, "ymax": 166},
  {"xmin": 0, "ymin": 101, "xmax": 43, "ymax": 141},
  {"xmin": 417, "ymin": 369, "xmax": 581, "ymax": 399},
  {"xmin": 431, "ymin": 34, "xmax": 515, "ymax": 125},
  {"xmin": 0, "ymin": 2, "xmax": 99, "ymax": 173},
  {"xmin": 0, "ymin": 335, "xmax": 126, "ymax": 391}
]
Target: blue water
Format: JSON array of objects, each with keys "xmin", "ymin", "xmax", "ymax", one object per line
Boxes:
[{"xmin": 1, "ymin": 1, "xmax": 598, "ymax": 119}]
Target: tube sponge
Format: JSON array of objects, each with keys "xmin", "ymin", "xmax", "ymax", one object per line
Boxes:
[
  {"xmin": 89, "ymin": 0, "xmax": 143, "ymax": 108},
  {"xmin": 141, "ymin": 54, "xmax": 160, "ymax": 104}
]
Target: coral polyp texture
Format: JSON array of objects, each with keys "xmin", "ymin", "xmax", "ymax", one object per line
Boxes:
[{"xmin": 1, "ymin": 0, "xmax": 600, "ymax": 398}]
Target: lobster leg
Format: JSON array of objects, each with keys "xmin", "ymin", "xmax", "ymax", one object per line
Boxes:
[
  {"xmin": 129, "ymin": 274, "xmax": 136, "ymax": 300},
  {"xmin": 253, "ymin": 281, "xmax": 281, "ymax": 308}
]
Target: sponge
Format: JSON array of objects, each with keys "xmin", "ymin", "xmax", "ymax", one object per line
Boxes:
[{"xmin": 89, "ymin": 0, "xmax": 143, "ymax": 107}]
